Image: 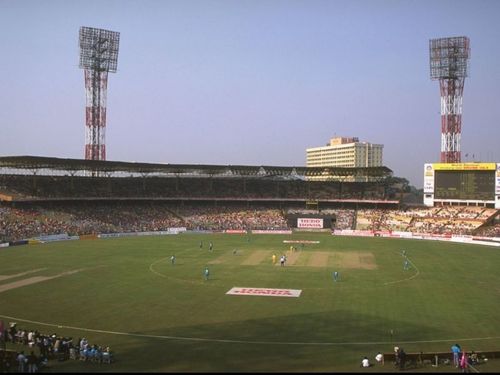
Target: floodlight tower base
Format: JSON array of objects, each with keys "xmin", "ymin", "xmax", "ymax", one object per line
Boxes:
[
  {"xmin": 439, "ymin": 78, "xmax": 465, "ymax": 163},
  {"xmin": 84, "ymin": 70, "xmax": 108, "ymax": 161}
]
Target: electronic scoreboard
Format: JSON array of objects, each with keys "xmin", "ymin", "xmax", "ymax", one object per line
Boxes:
[{"xmin": 423, "ymin": 163, "xmax": 500, "ymax": 208}]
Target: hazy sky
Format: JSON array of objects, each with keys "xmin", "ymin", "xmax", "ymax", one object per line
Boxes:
[{"xmin": 1, "ymin": 0, "xmax": 499, "ymax": 187}]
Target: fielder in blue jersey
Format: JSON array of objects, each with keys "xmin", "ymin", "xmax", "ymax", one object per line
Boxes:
[{"xmin": 404, "ymin": 259, "xmax": 410, "ymax": 270}]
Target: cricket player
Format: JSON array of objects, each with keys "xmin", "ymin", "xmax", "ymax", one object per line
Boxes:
[
  {"xmin": 209, "ymin": 242, "xmax": 213, "ymax": 252},
  {"xmin": 333, "ymin": 271, "xmax": 339, "ymax": 282},
  {"xmin": 204, "ymin": 267, "xmax": 210, "ymax": 280},
  {"xmin": 404, "ymin": 259, "xmax": 410, "ymax": 270},
  {"xmin": 171, "ymin": 255, "xmax": 176, "ymax": 265}
]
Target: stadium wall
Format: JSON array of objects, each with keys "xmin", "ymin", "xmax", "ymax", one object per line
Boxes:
[
  {"xmin": 333, "ymin": 229, "xmax": 500, "ymax": 246},
  {"xmin": 2, "ymin": 228, "xmax": 498, "ymax": 251}
]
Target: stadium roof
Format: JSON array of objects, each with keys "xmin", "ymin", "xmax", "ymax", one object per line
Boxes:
[{"xmin": 0, "ymin": 156, "xmax": 392, "ymax": 179}]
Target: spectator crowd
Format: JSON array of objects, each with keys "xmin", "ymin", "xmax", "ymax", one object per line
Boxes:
[
  {"xmin": 355, "ymin": 206, "xmax": 499, "ymax": 236},
  {"xmin": 1, "ymin": 203, "xmax": 291, "ymax": 242},
  {"xmin": 0, "ymin": 323, "xmax": 113, "ymax": 372},
  {"xmin": 1, "ymin": 201, "xmax": 499, "ymax": 243}
]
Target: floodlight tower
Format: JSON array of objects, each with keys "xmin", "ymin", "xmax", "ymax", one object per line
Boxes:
[
  {"xmin": 78, "ymin": 26, "xmax": 120, "ymax": 161},
  {"xmin": 429, "ymin": 36, "xmax": 470, "ymax": 163}
]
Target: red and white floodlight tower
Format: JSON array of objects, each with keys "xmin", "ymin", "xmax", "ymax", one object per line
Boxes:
[
  {"xmin": 78, "ymin": 26, "xmax": 120, "ymax": 161},
  {"xmin": 429, "ymin": 36, "xmax": 470, "ymax": 163}
]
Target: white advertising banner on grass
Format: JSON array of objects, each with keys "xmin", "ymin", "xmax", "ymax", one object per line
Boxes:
[
  {"xmin": 226, "ymin": 287, "xmax": 302, "ymax": 298},
  {"xmin": 297, "ymin": 218, "xmax": 323, "ymax": 229}
]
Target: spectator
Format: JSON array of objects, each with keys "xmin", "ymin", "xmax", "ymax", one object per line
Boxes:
[
  {"xmin": 469, "ymin": 351, "xmax": 478, "ymax": 365},
  {"xmin": 27, "ymin": 351, "xmax": 37, "ymax": 373},
  {"xmin": 451, "ymin": 343, "xmax": 461, "ymax": 367},
  {"xmin": 361, "ymin": 356, "xmax": 370, "ymax": 368},
  {"xmin": 398, "ymin": 348, "xmax": 406, "ymax": 370},
  {"xmin": 460, "ymin": 351, "xmax": 468, "ymax": 373},
  {"xmin": 16, "ymin": 351, "xmax": 27, "ymax": 373}
]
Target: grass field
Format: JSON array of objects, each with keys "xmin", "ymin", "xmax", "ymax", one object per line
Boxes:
[{"xmin": 1, "ymin": 232, "xmax": 500, "ymax": 372}]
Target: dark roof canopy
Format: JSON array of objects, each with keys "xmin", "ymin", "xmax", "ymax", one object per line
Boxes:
[{"xmin": 0, "ymin": 156, "xmax": 392, "ymax": 179}]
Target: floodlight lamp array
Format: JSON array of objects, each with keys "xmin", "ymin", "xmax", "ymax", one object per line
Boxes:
[
  {"xmin": 79, "ymin": 26, "xmax": 120, "ymax": 73},
  {"xmin": 429, "ymin": 36, "xmax": 470, "ymax": 80}
]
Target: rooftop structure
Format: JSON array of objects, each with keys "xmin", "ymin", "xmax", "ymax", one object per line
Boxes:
[{"xmin": 306, "ymin": 137, "xmax": 383, "ymax": 181}]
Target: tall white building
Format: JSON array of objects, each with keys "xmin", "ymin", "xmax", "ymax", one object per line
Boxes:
[{"xmin": 306, "ymin": 137, "xmax": 383, "ymax": 180}]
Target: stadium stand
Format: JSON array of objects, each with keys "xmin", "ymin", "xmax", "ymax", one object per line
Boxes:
[
  {"xmin": 1, "ymin": 156, "xmax": 499, "ymax": 242},
  {"xmin": 354, "ymin": 206, "xmax": 499, "ymax": 236}
]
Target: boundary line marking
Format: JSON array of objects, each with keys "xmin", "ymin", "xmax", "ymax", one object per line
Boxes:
[
  {"xmin": 148, "ymin": 256, "xmax": 171, "ymax": 278},
  {"xmin": 383, "ymin": 256, "xmax": 420, "ymax": 286},
  {"xmin": 0, "ymin": 268, "xmax": 48, "ymax": 281},
  {"xmin": 1, "ymin": 313, "xmax": 499, "ymax": 346},
  {"xmin": 149, "ymin": 256, "xmax": 206, "ymax": 286}
]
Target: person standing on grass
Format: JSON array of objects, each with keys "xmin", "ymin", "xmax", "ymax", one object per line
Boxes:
[
  {"xmin": 451, "ymin": 343, "xmax": 461, "ymax": 367},
  {"xmin": 209, "ymin": 242, "xmax": 213, "ymax": 252},
  {"xmin": 403, "ymin": 259, "xmax": 410, "ymax": 270},
  {"xmin": 460, "ymin": 351, "xmax": 468, "ymax": 373},
  {"xmin": 333, "ymin": 271, "xmax": 339, "ymax": 282},
  {"xmin": 171, "ymin": 255, "xmax": 175, "ymax": 265},
  {"xmin": 204, "ymin": 267, "xmax": 210, "ymax": 281}
]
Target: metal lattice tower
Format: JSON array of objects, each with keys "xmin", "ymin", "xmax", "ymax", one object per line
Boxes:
[
  {"xmin": 79, "ymin": 26, "xmax": 120, "ymax": 161},
  {"xmin": 429, "ymin": 36, "xmax": 470, "ymax": 163}
]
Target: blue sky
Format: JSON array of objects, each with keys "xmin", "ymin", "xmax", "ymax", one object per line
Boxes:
[{"xmin": 1, "ymin": 0, "xmax": 499, "ymax": 187}]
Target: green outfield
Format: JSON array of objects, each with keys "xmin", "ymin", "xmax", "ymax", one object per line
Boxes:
[{"xmin": 1, "ymin": 232, "xmax": 500, "ymax": 372}]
